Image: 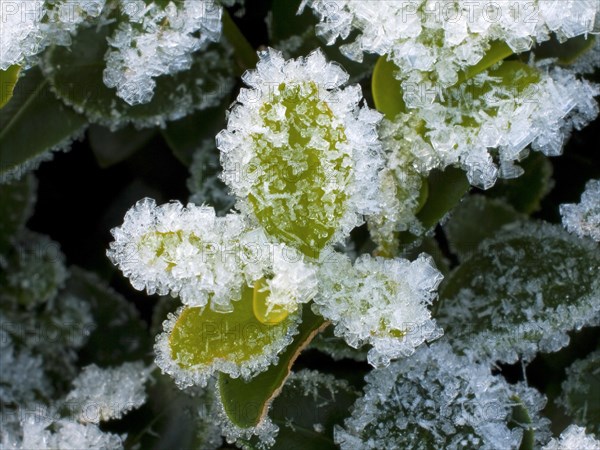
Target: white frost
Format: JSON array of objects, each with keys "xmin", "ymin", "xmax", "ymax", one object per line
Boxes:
[{"xmin": 560, "ymin": 179, "xmax": 600, "ymax": 242}]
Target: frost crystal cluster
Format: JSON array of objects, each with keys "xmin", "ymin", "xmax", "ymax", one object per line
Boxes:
[
  {"xmin": 542, "ymin": 425, "xmax": 600, "ymax": 450},
  {"xmin": 301, "ymin": 0, "xmax": 600, "ymax": 83},
  {"xmin": 217, "ymin": 48, "xmax": 383, "ymax": 256},
  {"xmin": 65, "ymin": 362, "xmax": 150, "ymax": 423},
  {"xmin": 0, "ymin": 0, "xmax": 105, "ymax": 70},
  {"xmin": 335, "ymin": 343, "xmax": 550, "ymax": 450},
  {"xmin": 315, "ymin": 252, "xmax": 443, "ymax": 367},
  {"xmin": 107, "ymin": 198, "xmax": 318, "ymax": 313},
  {"xmin": 103, "ymin": 0, "xmax": 223, "ymax": 105},
  {"xmin": 560, "ymin": 179, "xmax": 600, "ymax": 242}
]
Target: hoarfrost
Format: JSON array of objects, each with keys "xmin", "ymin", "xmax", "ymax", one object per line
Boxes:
[
  {"xmin": 542, "ymin": 425, "xmax": 600, "ymax": 450},
  {"xmin": 314, "ymin": 251, "xmax": 443, "ymax": 367},
  {"xmin": 300, "ymin": 0, "xmax": 599, "ymax": 84},
  {"xmin": 0, "ymin": 0, "xmax": 106, "ymax": 70},
  {"xmin": 65, "ymin": 362, "xmax": 151, "ymax": 423},
  {"xmin": 560, "ymin": 179, "xmax": 600, "ymax": 242},
  {"xmin": 103, "ymin": 0, "xmax": 223, "ymax": 105},
  {"xmin": 107, "ymin": 198, "xmax": 318, "ymax": 312},
  {"xmin": 335, "ymin": 343, "xmax": 550, "ymax": 450},
  {"xmin": 217, "ymin": 48, "xmax": 383, "ymax": 255},
  {"xmin": 556, "ymin": 349, "xmax": 600, "ymax": 436}
]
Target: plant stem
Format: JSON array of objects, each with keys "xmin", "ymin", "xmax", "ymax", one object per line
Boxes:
[{"xmin": 222, "ymin": 9, "xmax": 259, "ymax": 75}]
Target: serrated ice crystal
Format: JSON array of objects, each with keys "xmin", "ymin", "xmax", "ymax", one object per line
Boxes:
[
  {"xmin": 560, "ymin": 179, "xmax": 600, "ymax": 242},
  {"xmin": 542, "ymin": 425, "xmax": 600, "ymax": 450},
  {"xmin": 314, "ymin": 252, "xmax": 443, "ymax": 367}
]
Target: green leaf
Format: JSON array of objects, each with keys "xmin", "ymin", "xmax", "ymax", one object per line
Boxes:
[
  {"xmin": 0, "ymin": 65, "xmax": 21, "ymax": 109},
  {"xmin": 44, "ymin": 25, "xmax": 234, "ymax": 130},
  {"xmin": 372, "ymin": 40, "xmax": 514, "ymax": 119},
  {"xmin": 310, "ymin": 325, "xmax": 368, "ymax": 362},
  {"xmin": 218, "ymin": 306, "xmax": 327, "ymax": 429},
  {"xmin": 0, "ymin": 67, "xmax": 87, "ymax": 181},
  {"xmin": 437, "ymin": 221, "xmax": 600, "ymax": 364},
  {"xmin": 66, "ymin": 267, "xmax": 152, "ymax": 366},
  {"xmin": 557, "ymin": 349, "xmax": 600, "ymax": 436},
  {"xmin": 533, "ymin": 35, "xmax": 597, "ymax": 66},
  {"xmin": 0, "ymin": 174, "xmax": 36, "ymax": 253},
  {"xmin": 488, "ymin": 152, "xmax": 554, "ymax": 214},
  {"xmin": 442, "ymin": 195, "xmax": 524, "ymax": 261},
  {"xmin": 511, "ymin": 396, "xmax": 535, "ymax": 450},
  {"xmin": 222, "ymin": 9, "xmax": 258, "ymax": 74},
  {"xmin": 89, "ymin": 124, "xmax": 156, "ymax": 168},
  {"xmin": 164, "ymin": 282, "xmax": 303, "ymax": 388}
]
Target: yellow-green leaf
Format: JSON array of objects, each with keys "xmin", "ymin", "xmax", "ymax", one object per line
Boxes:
[{"xmin": 0, "ymin": 65, "xmax": 20, "ymax": 109}]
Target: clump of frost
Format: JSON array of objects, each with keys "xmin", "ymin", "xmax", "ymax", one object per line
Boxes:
[
  {"xmin": 560, "ymin": 179, "xmax": 600, "ymax": 242},
  {"xmin": 556, "ymin": 349, "xmax": 600, "ymax": 436},
  {"xmin": 65, "ymin": 362, "xmax": 151, "ymax": 423},
  {"xmin": 103, "ymin": 0, "xmax": 223, "ymax": 105},
  {"xmin": 0, "ymin": 0, "xmax": 105, "ymax": 70},
  {"xmin": 314, "ymin": 252, "xmax": 443, "ymax": 367},
  {"xmin": 542, "ymin": 425, "xmax": 600, "ymax": 450},
  {"xmin": 335, "ymin": 343, "xmax": 550, "ymax": 450},
  {"xmin": 107, "ymin": 198, "xmax": 318, "ymax": 312},
  {"xmin": 217, "ymin": 48, "xmax": 383, "ymax": 253},
  {"xmin": 0, "ymin": 414, "xmax": 125, "ymax": 450},
  {"xmin": 569, "ymin": 36, "xmax": 600, "ymax": 75},
  {"xmin": 300, "ymin": 0, "xmax": 599, "ymax": 84}
]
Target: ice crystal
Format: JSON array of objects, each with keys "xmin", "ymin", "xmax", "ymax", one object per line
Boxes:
[
  {"xmin": 542, "ymin": 425, "xmax": 600, "ymax": 450},
  {"xmin": 65, "ymin": 362, "xmax": 150, "ymax": 423},
  {"xmin": 0, "ymin": 0, "xmax": 105, "ymax": 70},
  {"xmin": 103, "ymin": 0, "xmax": 223, "ymax": 105},
  {"xmin": 314, "ymin": 251, "xmax": 443, "ymax": 367},
  {"xmin": 300, "ymin": 0, "xmax": 599, "ymax": 83},
  {"xmin": 556, "ymin": 349, "xmax": 600, "ymax": 436},
  {"xmin": 437, "ymin": 221, "xmax": 600, "ymax": 364},
  {"xmin": 0, "ymin": 415, "xmax": 125, "ymax": 450},
  {"xmin": 108, "ymin": 198, "xmax": 317, "ymax": 312},
  {"xmin": 560, "ymin": 179, "xmax": 600, "ymax": 242},
  {"xmin": 569, "ymin": 36, "xmax": 600, "ymax": 75},
  {"xmin": 335, "ymin": 343, "xmax": 550, "ymax": 450},
  {"xmin": 217, "ymin": 48, "xmax": 383, "ymax": 257}
]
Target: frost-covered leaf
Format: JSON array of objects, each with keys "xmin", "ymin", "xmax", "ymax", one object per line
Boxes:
[
  {"xmin": 0, "ymin": 65, "xmax": 20, "ymax": 109},
  {"xmin": 314, "ymin": 252, "xmax": 443, "ymax": 367},
  {"xmin": 443, "ymin": 195, "xmax": 524, "ymax": 261},
  {"xmin": 65, "ymin": 267, "xmax": 151, "ymax": 366},
  {"xmin": 488, "ymin": 152, "xmax": 554, "ymax": 214},
  {"xmin": 218, "ymin": 306, "xmax": 326, "ymax": 430},
  {"xmin": 0, "ymin": 67, "xmax": 87, "ymax": 184},
  {"xmin": 217, "ymin": 48, "xmax": 383, "ymax": 258},
  {"xmin": 542, "ymin": 424, "xmax": 600, "ymax": 450},
  {"xmin": 65, "ymin": 362, "xmax": 150, "ymax": 423},
  {"xmin": 156, "ymin": 283, "xmax": 303, "ymax": 389},
  {"xmin": 560, "ymin": 179, "xmax": 600, "ymax": 242},
  {"xmin": 0, "ymin": 231, "xmax": 68, "ymax": 308},
  {"xmin": 335, "ymin": 343, "xmax": 550, "ymax": 450},
  {"xmin": 44, "ymin": 25, "xmax": 235, "ymax": 130},
  {"xmin": 88, "ymin": 124, "xmax": 155, "ymax": 168},
  {"xmin": 108, "ymin": 199, "xmax": 318, "ymax": 312},
  {"xmin": 556, "ymin": 349, "xmax": 600, "ymax": 436},
  {"xmin": 437, "ymin": 221, "xmax": 600, "ymax": 364},
  {"xmin": 0, "ymin": 174, "xmax": 36, "ymax": 253}
]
